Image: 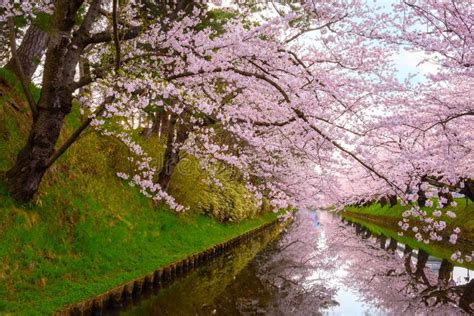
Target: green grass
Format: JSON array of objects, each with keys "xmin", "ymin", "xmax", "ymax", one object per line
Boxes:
[
  {"xmin": 0, "ymin": 190, "xmax": 278, "ymax": 315},
  {"xmin": 344, "ymin": 198, "xmax": 474, "ymax": 235},
  {"xmin": 0, "ymin": 70, "xmax": 279, "ymax": 315}
]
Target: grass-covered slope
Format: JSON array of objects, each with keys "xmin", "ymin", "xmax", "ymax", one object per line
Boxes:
[
  {"xmin": 0, "ymin": 69, "xmax": 278, "ymax": 315},
  {"xmin": 343, "ymin": 199, "xmax": 474, "ymax": 242}
]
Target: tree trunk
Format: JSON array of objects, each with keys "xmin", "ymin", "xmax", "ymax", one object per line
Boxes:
[
  {"xmin": 388, "ymin": 195, "xmax": 397, "ymax": 207},
  {"xmin": 459, "ymin": 279, "xmax": 474, "ymax": 313},
  {"xmin": 417, "ymin": 188, "xmax": 427, "ymax": 207},
  {"xmin": 437, "ymin": 259, "xmax": 453, "ymax": 287},
  {"xmin": 158, "ymin": 116, "xmax": 189, "ymax": 191},
  {"xmin": 141, "ymin": 110, "xmax": 167, "ymax": 139},
  {"xmin": 415, "ymin": 249, "xmax": 430, "ymax": 285},
  {"xmin": 386, "ymin": 238, "xmax": 397, "ymax": 252},
  {"xmin": 378, "ymin": 196, "xmax": 388, "ymax": 207},
  {"xmin": 379, "ymin": 235, "xmax": 387, "ymax": 249},
  {"xmin": 459, "ymin": 178, "xmax": 474, "ymax": 201},
  {"xmin": 5, "ymin": 0, "xmax": 97, "ymax": 202},
  {"xmin": 404, "ymin": 245, "xmax": 413, "ymax": 273},
  {"xmin": 438, "ymin": 191, "xmax": 454, "ymax": 207},
  {"xmin": 159, "ymin": 110, "xmax": 170, "ymax": 138},
  {"xmin": 5, "ymin": 104, "xmax": 69, "ymax": 201},
  {"xmin": 5, "ymin": 24, "xmax": 49, "ymax": 80}
]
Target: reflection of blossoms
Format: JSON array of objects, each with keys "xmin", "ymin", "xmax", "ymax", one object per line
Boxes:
[{"xmin": 318, "ymin": 212, "xmax": 469, "ymax": 315}]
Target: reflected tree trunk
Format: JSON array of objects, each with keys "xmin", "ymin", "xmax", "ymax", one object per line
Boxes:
[
  {"xmin": 387, "ymin": 238, "xmax": 398, "ymax": 252},
  {"xmin": 355, "ymin": 223, "xmax": 362, "ymax": 236},
  {"xmin": 404, "ymin": 245, "xmax": 413, "ymax": 273},
  {"xmin": 459, "ymin": 279, "xmax": 474, "ymax": 313},
  {"xmin": 378, "ymin": 235, "xmax": 387, "ymax": 249},
  {"xmin": 437, "ymin": 259, "xmax": 453, "ymax": 288},
  {"xmin": 415, "ymin": 249, "xmax": 431, "ymax": 285},
  {"xmin": 417, "ymin": 188, "xmax": 427, "ymax": 207}
]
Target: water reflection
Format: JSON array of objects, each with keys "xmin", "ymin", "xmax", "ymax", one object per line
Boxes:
[
  {"xmin": 345, "ymin": 217, "xmax": 474, "ymax": 314},
  {"xmin": 112, "ymin": 210, "xmax": 473, "ymax": 315}
]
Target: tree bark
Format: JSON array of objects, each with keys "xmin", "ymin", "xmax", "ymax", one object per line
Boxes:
[
  {"xmin": 388, "ymin": 195, "xmax": 397, "ymax": 207},
  {"xmin": 5, "ymin": 24, "xmax": 49, "ymax": 80},
  {"xmin": 386, "ymin": 238, "xmax": 398, "ymax": 252},
  {"xmin": 159, "ymin": 110, "xmax": 170, "ymax": 138},
  {"xmin": 6, "ymin": 107, "xmax": 69, "ymax": 201},
  {"xmin": 5, "ymin": 0, "xmax": 98, "ymax": 202},
  {"xmin": 417, "ymin": 188, "xmax": 427, "ymax": 207},
  {"xmin": 437, "ymin": 259, "xmax": 453, "ymax": 287},
  {"xmin": 157, "ymin": 115, "xmax": 189, "ymax": 191},
  {"xmin": 459, "ymin": 178, "xmax": 474, "ymax": 201},
  {"xmin": 459, "ymin": 279, "xmax": 474, "ymax": 313}
]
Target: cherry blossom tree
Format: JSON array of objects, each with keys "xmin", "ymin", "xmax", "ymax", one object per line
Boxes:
[{"xmin": 0, "ymin": 0, "xmax": 472, "ymax": 227}]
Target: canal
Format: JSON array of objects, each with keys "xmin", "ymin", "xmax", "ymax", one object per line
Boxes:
[{"xmin": 107, "ymin": 210, "xmax": 474, "ymax": 315}]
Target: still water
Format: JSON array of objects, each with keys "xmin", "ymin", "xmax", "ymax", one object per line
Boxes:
[{"xmin": 108, "ymin": 210, "xmax": 473, "ymax": 315}]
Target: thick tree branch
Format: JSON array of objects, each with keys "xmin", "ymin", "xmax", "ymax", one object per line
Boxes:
[
  {"xmin": 45, "ymin": 97, "xmax": 112, "ymax": 168},
  {"xmin": 112, "ymin": 0, "xmax": 121, "ymax": 71},
  {"xmin": 84, "ymin": 26, "xmax": 141, "ymax": 45}
]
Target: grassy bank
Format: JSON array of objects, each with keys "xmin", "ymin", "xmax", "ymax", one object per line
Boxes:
[
  {"xmin": 343, "ymin": 199, "xmax": 474, "ymax": 268},
  {"xmin": 342, "ymin": 213, "xmax": 474, "ymax": 270},
  {"xmin": 0, "ymin": 69, "xmax": 279, "ymax": 315},
  {"xmin": 344, "ymin": 199, "xmax": 474, "ymax": 239},
  {"xmin": 0, "ymin": 194, "xmax": 278, "ymax": 315}
]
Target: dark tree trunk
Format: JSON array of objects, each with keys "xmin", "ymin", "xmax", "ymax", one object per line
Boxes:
[
  {"xmin": 437, "ymin": 259, "xmax": 453, "ymax": 287},
  {"xmin": 388, "ymin": 195, "xmax": 397, "ymax": 207},
  {"xmin": 459, "ymin": 279, "xmax": 474, "ymax": 313},
  {"xmin": 404, "ymin": 245, "xmax": 413, "ymax": 273},
  {"xmin": 141, "ymin": 109, "xmax": 168, "ymax": 139},
  {"xmin": 386, "ymin": 238, "xmax": 398, "ymax": 252},
  {"xmin": 355, "ymin": 223, "xmax": 362, "ymax": 236},
  {"xmin": 157, "ymin": 116, "xmax": 189, "ymax": 191},
  {"xmin": 378, "ymin": 196, "xmax": 388, "ymax": 207},
  {"xmin": 5, "ymin": 24, "xmax": 49, "ymax": 80},
  {"xmin": 403, "ymin": 244, "xmax": 413, "ymax": 255},
  {"xmin": 415, "ymin": 249, "xmax": 430, "ymax": 285},
  {"xmin": 417, "ymin": 188, "xmax": 427, "ymax": 207},
  {"xmin": 378, "ymin": 235, "xmax": 387, "ymax": 249},
  {"xmin": 5, "ymin": 0, "xmax": 99, "ymax": 202},
  {"xmin": 459, "ymin": 178, "xmax": 474, "ymax": 201},
  {"xmin": 159, "ymin": 110, "xmax": 170, "ymax": 138},
  {"xmin": 5, "ymin": 105, "xmax": 69, "ymax": 201}
]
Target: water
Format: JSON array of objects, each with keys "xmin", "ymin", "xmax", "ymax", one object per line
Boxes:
[{"xmin": 108, "ymin": 210, "xmax": 474, "ymax": 315}]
